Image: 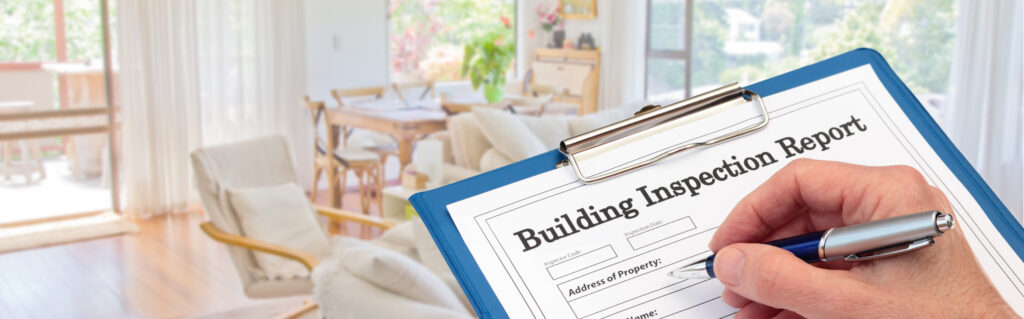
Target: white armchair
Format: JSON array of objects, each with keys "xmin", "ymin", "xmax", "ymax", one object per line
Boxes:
[{"xmin": 191, "ymin": 135, "xmax": 473, "ymax": 318}]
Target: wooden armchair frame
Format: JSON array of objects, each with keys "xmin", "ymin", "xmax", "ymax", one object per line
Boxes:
[
  {"xmin": 200, "ymin": 205, "xmax": 395, "ymax": 271},
  {"xmin": 199, "ymin": 205, "xmax": 393, "ymax": 319}
]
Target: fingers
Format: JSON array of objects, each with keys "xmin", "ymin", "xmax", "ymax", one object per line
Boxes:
[
  {"xmin": 736, "ymin": 302, "xmax": 781, "ymax": 319},
  {"xmin": 710, "ymin": 159, "xmax": 858, "ymax": 250},
  {"xmin": 721, "ymin": 288, "xmax": 750, "ymax": 308},
  {"xmin": 709, "ymin": 159, "xmax": 940, "ymax": 251},
  {"xmin": 713, "ymin": 243, "xmax": 874, "ymax": 318}
]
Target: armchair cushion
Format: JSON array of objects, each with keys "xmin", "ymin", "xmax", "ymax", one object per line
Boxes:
[
  {"xmin": 313, "ymin": 264, "xmax": 474, "ymax": 319},
  {"xmin": 411, "ymin": 217, "xmax": 473, "ymax": 311},
  {"xmin": 334, "ymin": 237, "xmax": 466, "ymax": 313},
  {"xmin": 227, "ymin": 183, "xmax": 331, "ymax": 279}
]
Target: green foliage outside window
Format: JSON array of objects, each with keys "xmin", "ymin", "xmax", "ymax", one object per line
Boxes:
[
  {"xmin": 390, "ymin": 0, "xmax": 515, "ymax": 82},
  {"xmin": 0, "ymin": 0, "xmax": 108, "ymax": 62},
  {"xmin": 653, "ymin": 0, "xmax": 957, "ymax": 98}
]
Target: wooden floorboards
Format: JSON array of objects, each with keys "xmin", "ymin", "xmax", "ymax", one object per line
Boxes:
[{"xmin": 0, "ymin": 190, "xmax": 380, "ymax": 318}]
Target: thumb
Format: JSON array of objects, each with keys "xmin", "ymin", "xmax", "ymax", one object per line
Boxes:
[{"xmin": 713, "ymin": 243, "xmax": 876, "ymax": 317}]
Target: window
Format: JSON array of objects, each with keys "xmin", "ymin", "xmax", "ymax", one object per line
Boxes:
[
  {"xmin": 647, "ymin": 0, "xmax": 958, "ymax": 113},
  {"xmin": 646, "ymin": 0, "xmax": 692, "ymax": 99},
  {"xmin": 389, "ymin": 0, "xmax": 515, "ymax": 83}
]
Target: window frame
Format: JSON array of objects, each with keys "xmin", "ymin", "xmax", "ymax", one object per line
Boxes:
[{"xmin": 645, "ymin": 0, "xmax": 693, "ymax": 99}]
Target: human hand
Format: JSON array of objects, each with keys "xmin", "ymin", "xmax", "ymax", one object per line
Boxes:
[{"xmin": 708, "ymin": 159, "xmax": 1017, "ymax": 318}]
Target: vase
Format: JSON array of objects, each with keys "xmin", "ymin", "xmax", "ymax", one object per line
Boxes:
[
  {"xmin": 483, "ymin": 83, "xmax": 504, "ymax": 103},
  {"xmin": 553, "ymin": 30, "xmax": 566, "ymax": 48}
]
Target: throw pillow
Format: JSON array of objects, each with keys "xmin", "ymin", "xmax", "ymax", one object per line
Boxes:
[
  {"xmin": 336, "ymin": 236, "xmax": 466, "ymax": 312},
  {"xmin": 227, "ymin": 183, "xmax": 331, "ymax": 278},
  {"xmin": 471, "ymin": 107, "xmax": 548, "ymax": 161}
]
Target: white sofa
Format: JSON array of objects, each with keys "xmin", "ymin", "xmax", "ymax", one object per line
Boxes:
[{"xmin": 430, "ymin": 103, "xmax": 646, "ymax": 183}]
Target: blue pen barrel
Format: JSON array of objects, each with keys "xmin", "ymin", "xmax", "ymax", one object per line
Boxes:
[
  {"xmin": 764, "ymin": 230, "xmax": 827, "ymax": 262},
  {"xmin": 703, "ymin": 230, "xmax": 826, "ymax": 279}
]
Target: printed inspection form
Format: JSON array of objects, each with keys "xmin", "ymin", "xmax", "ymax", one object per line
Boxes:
[{"xmin": 446, "ymin": 65, "xmax": 1024, "ymax": 318}]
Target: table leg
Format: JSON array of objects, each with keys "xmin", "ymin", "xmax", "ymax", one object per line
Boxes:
[
  {"xmin": 397, "ymin": 139, "xmax": 413, "ymax": 173},
  {"xmin": 327, "ymin": 124, "xmax": 342, "ymax": 208}
]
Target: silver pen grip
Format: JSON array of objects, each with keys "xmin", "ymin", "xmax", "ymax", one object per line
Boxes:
[{"xmin": 820, "ymin": 211, "xmax": 952, "ymax": 261}]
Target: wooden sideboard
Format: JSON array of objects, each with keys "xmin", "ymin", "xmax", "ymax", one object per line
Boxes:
[{"xmin": 530, "ymin": 48, "xmax": 600, "ymax": 114}]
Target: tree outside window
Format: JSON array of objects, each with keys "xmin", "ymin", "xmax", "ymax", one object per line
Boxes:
[{"xmin": 648, "ymin": 0, "xmax": 957, "ymax": 113}]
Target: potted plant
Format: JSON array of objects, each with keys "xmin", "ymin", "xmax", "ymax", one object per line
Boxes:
[{"xmin": 461, "ymin": 17, "xmax": 516, "ymax": 103}]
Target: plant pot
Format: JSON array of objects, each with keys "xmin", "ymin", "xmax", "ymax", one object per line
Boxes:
[{"xmin": 483, "ymin": 83, "xmax": 504, "ymax": 103}]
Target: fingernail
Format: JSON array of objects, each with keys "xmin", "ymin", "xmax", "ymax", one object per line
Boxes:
[{"xmin": 716, "ymin": 247, "xmax": 745, "ymax": 286}]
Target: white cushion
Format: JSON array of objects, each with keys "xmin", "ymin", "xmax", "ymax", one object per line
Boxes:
[
  {"xmin": 471, "ymin": 107, "xmax": 549, "ymax": 161},
  {"xmin": 515, "ymin": 115, "xmax": 571, "ymax": 148},
  {"xmin": 375, "ymin": 220, "xmax": 418, "ymax": 260},
  {"xmin": 335, "ymin": 237, "xmax": 466, "ymax": 313},
  {"xmin": 227, "ymin": 183, "xmax": 331, "ymax": 279},
  {"xmin": 334, "ymin": 147, "xmax": 380, "ymax": 162},
  {"xmin": 447, "ymin": 113, "xmax": 492, "ymax": 170},
  {"xmin": 568, "ymin": 105, "xmax": 638, "ymax": 136},
  {"xmin": 479, "ymin": 148, "xmax": 514, "ymax": 172},
  {"xmin": 312, "ymin": 259, "xmax": 474, "ymax": 319},
  {"xmin": 411, "ymin": 217, "xmax": 473, "ymax": 311}
]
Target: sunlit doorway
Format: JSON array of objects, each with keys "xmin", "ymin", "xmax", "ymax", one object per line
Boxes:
[{"xmin": 0, "ymin": 0, "xmax": 130, "ymax": 250}]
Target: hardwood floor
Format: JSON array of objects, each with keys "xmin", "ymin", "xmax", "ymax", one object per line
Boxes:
[{"xmin": 0, "ymin": 190, "xmax": 382, "ymax": 319}]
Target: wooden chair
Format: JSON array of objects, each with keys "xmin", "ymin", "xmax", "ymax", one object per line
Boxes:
[
  {"xmin": 330, "ymin": 86, "xmax": 386, "ymax": 106},
  {"xmin": 391, "ymin": 80, "xmax": 435, "ymax": 106},
  {"xmin": 302, "ymin": 96, "xmax": 384, "ymax": 214},
  {"xmin": 191, "ymin": 135, "xmax": 395, "ymax": 319},
  {"xmin": 330, "ymin": 86, "xmax": 400, "ymax": 184}
]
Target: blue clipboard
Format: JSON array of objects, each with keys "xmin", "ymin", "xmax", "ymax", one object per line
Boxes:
[{"xmin": 409, "ymin": 48, "xmax": 1024, "ymax": 318}]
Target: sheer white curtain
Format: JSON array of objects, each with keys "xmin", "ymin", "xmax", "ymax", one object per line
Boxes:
[
  {"xmin": 596, "ymin": 0, "xmax": 647, "ymax": 110},
  {"xmin": 118, "ymin": 0, "xmax": 310, "ymax": 218},
  {"xmin": 942, "ymin": 0, "xmax": 1023, "ymax": 222}
]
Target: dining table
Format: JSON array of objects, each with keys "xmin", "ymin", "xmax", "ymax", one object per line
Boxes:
[{"xmin": 323, "ymin": 99, "xmax": 447, "ymax": 208}]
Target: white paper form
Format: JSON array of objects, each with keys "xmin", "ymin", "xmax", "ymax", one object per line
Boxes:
[{"xmin": 447, "ymin": 65, "xmax": 1024, "ymax": 318}]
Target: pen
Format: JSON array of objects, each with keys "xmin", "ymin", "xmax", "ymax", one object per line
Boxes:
[{"xmin": 669, "ymin": 211, "xmax": 955, "ymax": 279}]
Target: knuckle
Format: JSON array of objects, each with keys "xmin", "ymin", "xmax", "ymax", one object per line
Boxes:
[
  {"xmin": 887, "ymin": 165, "xmax": 926, "ymax": 183},
  {"xmin": 784, "ymin": 158, "xmax": 816, "ymax": 171}
]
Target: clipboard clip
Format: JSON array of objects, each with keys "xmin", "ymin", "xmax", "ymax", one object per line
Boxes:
[{"xmin": 558, "ymin": 83, "xmax": 770, "ymax": 183}]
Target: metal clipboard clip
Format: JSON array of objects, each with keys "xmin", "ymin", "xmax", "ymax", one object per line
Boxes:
[{"xmin": 559, "ymin": 83, "xmax": 770, "ymax": 184}]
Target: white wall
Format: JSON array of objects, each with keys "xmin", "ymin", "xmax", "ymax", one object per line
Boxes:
[{"xmin": 304, "ymin": 0, "xmax": 389, "ymax": 105}]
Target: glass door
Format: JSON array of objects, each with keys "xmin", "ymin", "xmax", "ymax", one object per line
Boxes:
[{"xmin": 0, "ymin": 0, "xmax": 118, "ymax": 226}]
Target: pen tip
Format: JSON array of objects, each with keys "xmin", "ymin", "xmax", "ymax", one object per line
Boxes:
[{"xmin": 668, "ymin": 261, "xmax": 712, "ymax": 280}]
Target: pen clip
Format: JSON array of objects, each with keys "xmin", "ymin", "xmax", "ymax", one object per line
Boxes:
[{"xmin": 844, "ymin": 237, "xmax": 935, "ymax": 262}]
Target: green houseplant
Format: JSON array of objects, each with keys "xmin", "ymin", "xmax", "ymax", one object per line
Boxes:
[{"xmin": 461, "ymin": 18, "xmax": 516, "ymax": 103}]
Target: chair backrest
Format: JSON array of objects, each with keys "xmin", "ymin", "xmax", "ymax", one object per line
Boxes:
[
  {"xmin": 190, "ymin": 135, "xmax": 301, "ymax": 290},
  {"xmin": 330, "ymin": 86, "xmax": 386, "ymax": 107},
  {"xmin": 301, "ymin": 96, "xmax": 330, "ymax": 156},
  {"xmin": 392, "ymin": 80, "xmax": 435, "ymax": 104}
]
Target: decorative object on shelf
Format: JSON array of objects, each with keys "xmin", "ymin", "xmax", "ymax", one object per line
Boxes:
[
  {"xmin": 577, "ymin": 33, "xmax": 596, "ymax": 50},
  {"xmin": 553, "ymin": 30, "xmax": 566, "ymax": 48},
  {"xmin": 462, "ymin": 16, "xmax": 516, "ymax": 103},
  {"xmin": 560, "ymin": 0, "xmax": 597, "ymax": 19},
  {"xmin": 536, "ymin": 4, "xmax": 563, "ymax": 48},
  {"xmin": 562, "ymin": 39, "xmax": 575, "ymax": 50}
]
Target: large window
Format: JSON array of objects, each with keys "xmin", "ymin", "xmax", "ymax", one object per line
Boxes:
[
  {"xmin": 389, "ymin": 0, "xmax": 515, "ymax": 83},
  {"xmin": 647, "ymin": 0, "xmax": 957, "ymax": 113},
  {"xmin": 0, "ymin": 0, "xmax": 120, "ymax": 224}
]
